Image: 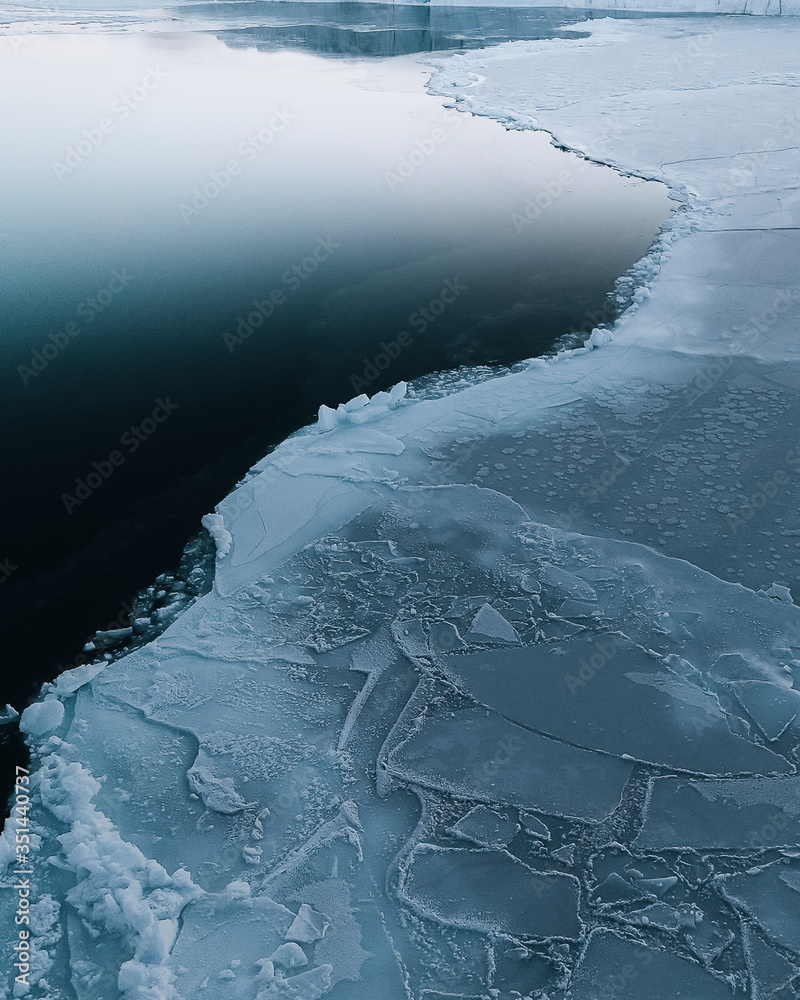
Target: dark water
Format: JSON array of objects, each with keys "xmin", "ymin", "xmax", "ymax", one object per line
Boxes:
[{"xmin": 0, "ymin": 15, "xmax": 674, "ymax": 810}]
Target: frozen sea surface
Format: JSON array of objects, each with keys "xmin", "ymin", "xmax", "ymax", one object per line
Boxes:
[{"xmin": 4, "ymin": 12, "xmax": 800, "ymax": 1000}]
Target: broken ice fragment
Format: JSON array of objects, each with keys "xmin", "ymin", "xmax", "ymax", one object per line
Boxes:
[
  {"xmin": 520, "ymin": 813, "xmax": 551, "ymax": 841},
  {"xmin": 466, "ymin": 603, "xmax": 520, "ymax": 644},
  {"xmin": 592, "ymin": 873, "xmax": 652, "ymax": 908},
  {"xmin": 400, "ymin": 845, "xmax": 581, "ymax": 940},
  {"xmin": 551, "ymin": 844, "xmax": 576, "ymax": 866},
  {"xmin": 19, "ymin": 696, "xmax": 64, "ymax": 736},
  {"xmin": 270, "ymin": 942, "xmax": 309, "ymax": 969},
  {"xmin": 255, "ymin": 959, "xmax": 275, "ymax": 984},
  {"xmin": 635, "ymin": 776, "xmax": 800, "ymax": 850},
  {"xmin": 0, "ymin": 703, "xmax": 18, "ymax": 725},
  {"xmin": 441, "ymin": 637, "xmax": 791, "ymax": 775},
  {"xmin": 718, "ymin": 863, "xmax": 800, "ymax": 957},
  {"xmin": 742, "ymin": 924, "xmax": 799, "ymax": 999},
  {"xmin": 569, "ymin": 930, "xmax": 735, "ymax": 999},
  {"xmin": 683, "ymin": 919, "xmax": 734, "ymax": 965},
  {"xmin": 386, "ymin": 704, "xmax": 633, "ymax": 823},
  {"xmin": 620, "ymin": 902, "xmax": 682, "ymax": 931},
  {"xmin": 256, "ymin": 965, "xmax": 333, "ymax": 999},
  {"xmin": 730, "ymin": 681, "xmax": 800, "ymax": 741},
  {"xmin": 450, "ymin": 805, "xmax": 520, "ymax": 849},
  {"xmin": 539, "ymin": 565, "xmax": 597, "ymax": 602},
  {"xmin": 284, "ymin": 904, "xmax": 331, "ymax": 944},
  {"xmin": 428, "ymin": 620, "xmax": 467, "ymax": 652},
  {"xmin": 242, "ymin": 846, "xmax": 263, "ymax": 865},
  {"xmin": 187, "ymin": 766, "xmax": 249, "ymax": 814}
]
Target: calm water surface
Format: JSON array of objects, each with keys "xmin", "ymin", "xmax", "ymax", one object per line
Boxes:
[{"xmin": 0, "ymin": 15, "xmax": 675, "ymax": 799}]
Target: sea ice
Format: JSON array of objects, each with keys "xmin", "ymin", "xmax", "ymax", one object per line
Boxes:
[
  {"xmin": 400, "ymin": 845, "xmax": 582, "ymax": 939},
  {"xmin": 440, "ymin": 637, "xmax": 791, "ymax": 775},
  {"xmin": 635, "ymin": 776, "xmax": 800, "ymax": 850}
]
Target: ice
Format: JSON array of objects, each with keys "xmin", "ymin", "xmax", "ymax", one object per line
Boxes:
[
  {"xmin": 465, "ymin": 603, "xmax": 521, "ymax": 644},
  {"xmin": 520, "ymin": 813, "xmax": 551, "ymax": 842},
  {"xmin": 256, "ymin": 966, "xmax": 333, "ymax": 1000},
  {"xmin": 399, "ymin": 845, "xmax": 582, "ymax": 939},
  {"xmin": 201, "ymin": 512, "xmax": 232, "ymax": 559},
  {"xmin": 18, "ymin": 696, "xmax": 64, "ymax": 735},
  {"xmin": 718, "ymin": 862, "xmax": 800, "ymax": 957},
  {"xmin": 551, "ymin": 843, "xmax": 576, "ymax": 865},
  {"xmin": 385, "ymin": 702, "xmax": 634, "ymax": 823},
  {"xmin": 742, "ymin": 924, "xmax": 799, "ymax": 1000},
  {"xmin": 0, "ymin": 703, "xmax": 19, "ymax": 724},
  {"xmin": 284, "ymin": 904, "xmax": 331, "ymax": 944},
  {"xmin": 187, "ymin": 766, "xmax": 251, "ymax": 814},
  {"xmin": 449, "ymin": 805, "xmax": 520, "ymax": 848},
  {"xmin": 569, "ymin": 930, "xmax": 736, "ymax": 1000},
  {"xmin": 9, "ymin": 11, "xmax": 800, "ymax": 999},
  {"xmin": 440, "ymin": 638, "xmax": 790, "ymax": 775},
  {"xmin": 730, "ymin": 681, "xmax": 800, "ymax": 741},
  {"xmin": 270, "ymin": 942, "xmax": 309, "ymax": 969},
  {"xmin": 593, "ymin": 872, "xmax": 652, "ymax": 908},
  {"xmin": 636, "ymin": 777, "xmax": 800, "ymax": 850}
]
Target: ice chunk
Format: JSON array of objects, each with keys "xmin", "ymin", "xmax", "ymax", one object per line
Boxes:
[
  {"xmin": 256, "ymin": 965, "xmax": 332, "ymax": 999},
  {"xmin": 168, "ymin": 891, "xmax": 295, "ymax": 998},
  {"xmin": 634, "ymin": 876, "xmax": 678, "ymax": 897},
  {"xmin": 759, "ymin": 583, "xmax": 795, "ymax": 605},
  {"xmin": 635, "ymin": 777, "xmax": 800, "ymax": 850},
  {"xmin": 569, "ymin": 930, "xmax": 735, "ymax": 1000},
  {"xmin": 466, "ymin": 603, "xmax": 520, "ymax": 645},
  {"xmin": 742, "ymin": 924, "xmax": 798, "ymax": 1000},
  {"xmin": 52, "ymin": 661, "xmax": 107, "ymax": 696},
  {"xmin": 592, "ymin": 873, "xmax": 651, "ymax": 908},
  {"xmin": 449, "ymin": 806, "xmax": 520, "ymax": 849},
  {"xmin": 201, "ymin": 512, "xmax": 232, "ymax": 559},
  {"xmin": 520, "ymin": 813, "xmax": 551, "ymax": 842},
  {"xmin": 19, "ymin": 697, "xmax": 64, "ymax": 736},
  {"xmin": 0, "ymin": 703, "xmax": 19, "ymax": 724},
  {"xmin": 284, "ymin": 904, "xmax": 331, "ymax": 944},
  {"xmin": 683, "ymin": 919, "xmax": 734, "ymax": 965},
  {"xmin": 428, "ymin": 621, "xmax": 467, "ymax": 653},
  {"xmin": 619, "ymin": 901, "xmax": 683, "ymax": 931},
  {"xmin": 718, "ymin": 863, "xmax": 800, "ymax": 956},
  {"xmin": 730, "ymin": 681, "xmax": 800, "ymax": 740},
  {"xmin": 186, "ymin": 766, "xmax": 249, "ymax": 814},
  {"xmin": 386, "ymin": 704, "xmax": 633, "ymax": 823},
  {"xmin": 440, "ymin": 637, "xmax": 791, "ymax": 775},
  {"xmin": 551, "ymin": 844, "xmax": 576, "ymax": 866},
  {"xmin": 270, "ymin": 942, "xmax": 308, "ymax": 969},
  {"xmin": 400, "ymin": 845, "xmax": 581, "ymax": 940},
  {"xmin": 539, "ymin": 565, "xmax": 597, "ymax": 602}
]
